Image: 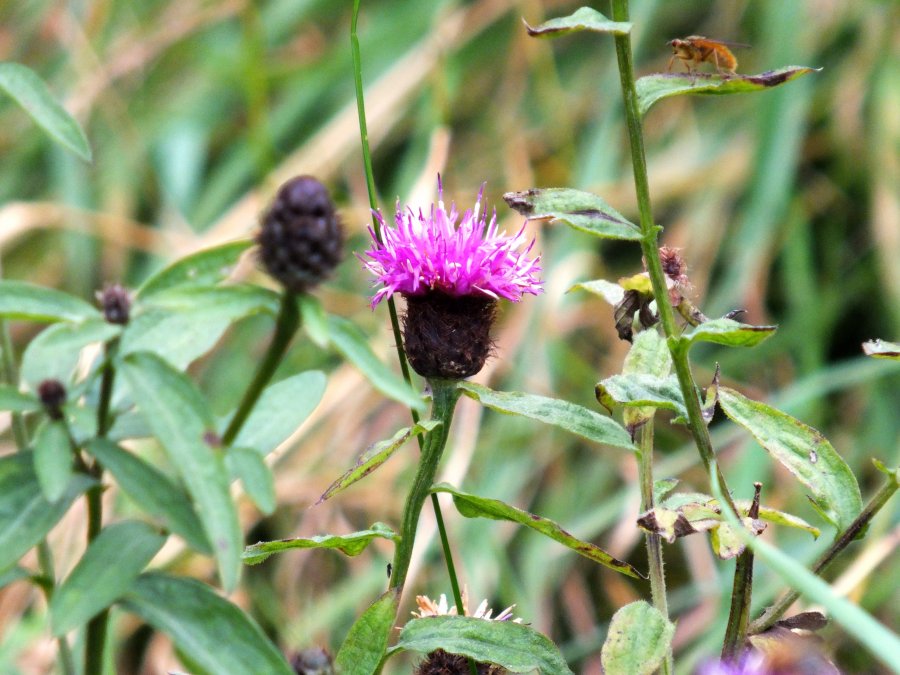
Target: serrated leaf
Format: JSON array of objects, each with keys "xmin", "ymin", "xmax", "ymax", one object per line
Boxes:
[
  {"xmin": 136, "ymin": 240, "xmax": 253, "ymax": 299},
  {"xmin": 32, "ymin": 419, "xmax": 73, "ymax": 502},
  {"xmin": 503, "ymin": 188, "xmax": 641, "ymax": 241},
  {"xmin": 316, "ymin": 420, "xmax": 440, "ymax": 505},
  {"xmin": 678, "ymin": 318, "xmax": 776, "ymax": 351},
  {"xmin": 433, "ymin": 483, "xmax": 640, "ymax": 578},
  {"xmin": 243, "ymin": 523, "xmax": 398, "ymax": 565},
  {"xmin": 637, "ymin": 67, "xmax": 821, "ymax": 116},
  {"xmin": 226, "ymin": 447, "xmax": 275, "ymax": 515},
  {"xmin": 0, "ymin": 280, "xmax": 100, "ymax": 323},
  {"xmin": 334, "ymin": 589, "xmax": 399, "ymax": 675},
  {"xmin": 21, "ymin": 319, "xmax": 121, "ymax": 388},
  {"xmin": 862, "ymin": 339, "xmax": 900, "ymax": 360},
  {"xmin": 718, "ymin": 387, "xmax": 862, "ymax": 531},
  {"xmin": 120, "ymin": 352, "xmax": 241, "ymax": 591},
  {"xmin": 0, "ymin": 453, "xmax": 93, "ymax": 572},
  {"xmin": 570, "ymin": 279, "xmax": 624, "ymax": 305},
  {"xmin": 0, "ymin": 62, "xmax": 91, "ymax": 161},
  {"xmin": 51, "ymin": 520, "xmax": 165, "ymax": 635},
  {"xmin": 0, "ymin": 385, "xmax": 40, "ymax": 412},
  {"xmin": 86, "ymin": 439, "xmax": 211, "ymax": 554},
  {"xmin": 458, "ymin": 381, "xmax": 635, "ymax": 452},
  {"xmin": 524, "ymin": 6, "xmax": 631, "ymax": 38},
  {"xmin": 229, "ymin": 370, "xmax": 326, "ymax": 457},
  {"xmin": 601, "ymin": 601, "xmax": 674, "ymax": 675},
  {"xmin": 395, "ymin": 616, "xmax": 574, "ymax": 674},
  {"xmin": 326, "ymin": 314, "xmax": 425, "ymax": 411},
  {"xmin": 121, "ymin": 572, "xmax": 293, "ymax": 675},
  {"xmin": 595, "ymin": 374, "xmax": 688, "ymax": 421}
]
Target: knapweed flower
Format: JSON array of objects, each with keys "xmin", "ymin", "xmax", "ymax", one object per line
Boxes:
[{"xmin": 362, "ymin": 177, "xmax": 542, "ymax": 379}]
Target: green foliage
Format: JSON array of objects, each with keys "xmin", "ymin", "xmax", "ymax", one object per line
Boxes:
[
  {"xmin": 0, "ymin": 281, "xmax": 100, "ymax": 323},
  {"xmin": 334, "ymin": 589, "xmax": 399, "ymax": 675},
  {"xmin": 136, "ymin": 240, "xmax": 254, "ymax": 299},
  {"xmin": 601, "ymin": 602, "xmax": 674, "ymax": 675},
  {"xmin": 504, "ymin": 188, "xmax": 642, "ymax": 241},
  {"xmin": 226, "ymin": 447, "xmax": 276, "ymax": 515},
  {"xmin": 523, "ymin": 7, "xmax": 631, "ymax": 39},
  {"xmin": 32, "ymin": 419, "xmax": 73, "ymax": 502},
  {"xmin": 0, "ymin": 385, "xmax": 40, "ymax": 412},
  {"xmin": 243, "ymin": 523, "xmax": 398, "ymax": 566},
  {"xmin": 677, "ymin": 318, "xmax": 777, "ymax": 351}
]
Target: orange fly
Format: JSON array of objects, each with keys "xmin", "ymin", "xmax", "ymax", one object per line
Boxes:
[{"xmin": 666, "ymin": 36, "xmax": 745, "ymax": 77}]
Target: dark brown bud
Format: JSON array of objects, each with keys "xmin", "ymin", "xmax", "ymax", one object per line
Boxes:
[
  {"xmin": 415, "ymin": 649, "xmax": 506, "ymax": 675},
  {"xmin": 257, "ymin": 176, "xmax": 343, "ymax": 293},
  {"xmin": 290, "ymin": 646, "xmax": 334, "ymax": 675},
  {"xmin": 96, "ymin": 284, "xmax": 131, "ymax": 325},
  {"xmin": 37, "ymin": 379, "xmax": 67, "ymax": 420},
  {"xmin": 402, "ymin": 292, "xmax": 497, "ymax": 380}
]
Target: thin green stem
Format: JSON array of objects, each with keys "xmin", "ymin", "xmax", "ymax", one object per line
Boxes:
[
  {"xmin": 221, "ymin": 292, "xmax": 300, "ymax": 447},
  {"xmin": 609, "ymin": 0, "xmax": 737, "ymax": 514},
  {"xmin": 748, "ymin": 475, "xmax": 899, "ymax": 634},
  {"xmin": 721, "ymin": 483, "xmax": 761, "ymax": 660},
  {"xmin": 1, "ymin": 318, "xmax": 28, "ymax": 449},
  {"xmin": 637, "ymin": 419, "xmax": 672, "ymax": 674}
]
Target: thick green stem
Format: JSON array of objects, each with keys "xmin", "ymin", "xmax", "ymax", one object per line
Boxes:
[
  {"xmin": 390, "ymin": 380, "xmax": 461, "ymax": 591},
  {"xmin": 221, "ymin": 292, "xmax": 300, "ymax": 447},
  {"xmin": 637, "ymin": 421, "xmax": 672, "ymax": 674},
  {"xmin": 609, "ymin": 0, "xmax": 737, "ymax": 515},
  {"xmin": 721, "ymin": 483, "xmax": 761, "ymax": 660},
  {"xmin": 748, "ymin": 475, "xmax": 899, "ymax": 634}
]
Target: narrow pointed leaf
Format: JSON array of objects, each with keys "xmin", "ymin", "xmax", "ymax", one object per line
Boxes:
[
  {"xmin": 595, "ymin": 374, "xmax": 688, "ymax": 421},
  {"xmin": 120, "ymin": 352, "xmax": 241, "ymax": 591},
  {"xmin": 226, "ymin": 447, "xmax": 275, "ymax": 515},
  {"xmin": 136, "ymin": 240, "xmax": 253, "ymax": 299},
  {"xmin": 0, "ymin": 281, "xmax": 100, "ymax": 323},
  {"xmin": 0, "ymin": 453, "xmax": 93, "ymax": 572},
  {"xmin": 601, "ymin": 602, "xmax": 674, "ymax": 675},
  {"xmin": 395, "ymin": 616, "xmax": 574, "ymax": 674},
  {"xmin": 121, "ymin": 572, "xmax": 293, "ymax": 675},
  {"xmin": 433, "ymin": 483, "xmax": 640, "ymax": 577},
  {"xmin": 229, "ymin": 370, "xmax": 326, "ymax": 456},
  {"xmin": 243, "ymin": 523, "xmax": 398, "ymax": 565},
  {"xmin": 503, "ymin": 188, "xmax": 641, "ymax": 241},
  {"xmin": 51, "ymin": 520, "xmax": 165, "ymax": 635},
  {"xmin": 32, "ymin": 419, "xmax": 74, "ymax": 502},
  {"xmin": 862, "ymin": 339, "xmax": 900, "ymax": 360},
  {"xmin": 0, "ymin": 62, "xmax": 91, "ymax": 161},
  {"xmin": 637, "ymin": 67, "xmax": 821, "ymax": 115},
  {"xmin": 317, "ymin": 420, "xmax": 440, "ymax": 505},
  {"xmin": 524, "ymin": 7, "xmax": 631, "ymax": 38},
  {"xmin": 0, "ymin": 385, "xmax": 40, "ymax": 412},
  {"xmin": 87, "ymin": 439, "xmax": 211, "ymax": 554},
  {"xmin": 679, "ymin": 318, "xmax": 776, "ymax": 351},
  {"xmin": 458, "ymin": 381, "xmax": 635, "ymax": 452},
  {"xmin": 334, "ymin": 589, "xmax": 399, "ymax": 675},
  {"xmin": 718, "ymin": 387, "xmax": 862, "ymax": 531},
  {"xmin": 326, "ymin": 314, "xmax": 425, "ymax": 411},
  {"xmin": 21, "ymin": 320, "xmax": 121, "ymax": 388}
]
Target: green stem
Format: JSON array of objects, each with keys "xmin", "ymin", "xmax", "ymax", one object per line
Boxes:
[
  {"xmin": 0, "ymin": 318, "xmax": 28, "ymax": 450},
  {"xmin": 748, "ymin": 475, "xmax": 899, "ymax": 634},
  {"xmin": 221, "ymin": 292, "xmax": 300, "ymax": 447},
  {"xmin": 637, "ymin": 420, "xmax": 672, "ymax": 674},
  {"xmin": 721, "ymin": 483, "xmax": 761, "ymax": 660},
  {"xmin": 609, "ymin": 0, "xmax": 737, "ymax": 514}
]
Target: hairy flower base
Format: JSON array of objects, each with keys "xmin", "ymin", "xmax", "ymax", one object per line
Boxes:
[
  {"xmin": 402, "ymin": 292, "xmax": 497, "ymax": 379},
  {"xmin": 415, "ymin": 649, "xmax": 507, "ymax": 675}
]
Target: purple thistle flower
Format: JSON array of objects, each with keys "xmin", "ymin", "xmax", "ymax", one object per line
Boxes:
[{"xmin": 362, "ymin": 176, "xmax": 542, "ymax": 308}]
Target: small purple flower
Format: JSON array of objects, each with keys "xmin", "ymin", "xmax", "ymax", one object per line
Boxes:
[
  {"xmin": 696, "ymin": 651, "xmax": 768, "ymax": 675},
  {"xmin": 362, "ymin": 176, "xmax": 542, "ymax": 308}
]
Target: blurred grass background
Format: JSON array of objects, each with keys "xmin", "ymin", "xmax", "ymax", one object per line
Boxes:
[{"xmin": 0, "ymin": 0, "xmax": 897, "ymax": 672}]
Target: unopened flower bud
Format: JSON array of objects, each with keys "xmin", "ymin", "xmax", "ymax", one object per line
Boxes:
[
  {"xmin": 96, "ymin": 284, "xmax": 131, "ymax": 325},
  {"xmin": 257, "ymin": 176, "xmax": 343, "ymax": 293},
  {"xmin": 37, "ymin": 379, "xmax": 67, "ymax": 420}
]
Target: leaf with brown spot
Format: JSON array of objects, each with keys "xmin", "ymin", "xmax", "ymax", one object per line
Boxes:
[{"xmin": 503, "ymin": 188, "xmax": 641, "ymax": 241}]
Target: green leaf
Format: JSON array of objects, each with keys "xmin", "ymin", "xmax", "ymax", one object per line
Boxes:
[
  {"xmin": 570, "ymin": 279, "xmax": 624, "ymax": 306},
  {"xmin": 523, "ymin": 7, "xmax": 631, "ymax": 38},
  {"xmin": 51, "ymin": 520, "xmax": 165, "ymax": 636},
  {"xmin": 136, "ymin": 240, "xmax": 254, "ymax": 299},
  {"xmin": 742, "ymin": 501, "xmax": 820, "ymax": 539},
  {"xmin": 710, "ymin": 518, "xmax": 766, "ymax": 559},
  {"xmin": 0, "ymin": 280, "xmax": 100, "ymax": 323},
  {"xmin": 141, "ymin": 285, "xmax": 280, "ymax": 318},
  {"xmin": 862, "ymin": 339, "xmax": 900, "ymax": 360},
  {"xmin": 0, "ymin": 62, "xmax": 91, "ymax": 161},
  {"xmin": 86, "ymin": 439, "xmax": 211, "ymax": 554},
  {"xmin": 21, "ymin": 319, "xmax": 121, "ymax": 388},
  {"xmin": 0, "ymin": 453, "xmax": 93, "ymax": 572},
  {"xmin": 394, "ymin": 616, "xmax": 574, "ymax": 674},
  {"xmin": 316, "ymin": 420, "xmax": 440, "ymax": 505},
  {"xmin": 0, "ymin": 385, "xmax": 40, "ymax": 412},
  {"xmin": 119, "ymin": 309, "xmax": 234, "ymax": 372},
  {"xmin": 601, "ymin": 602, "xmax": 674, "ymax": 675},
  {"xmin": 433, "ymin": 483, "xmax": 640, "ymax": 578},
  {"xmin": 718, "ymin": 387, "xmax": 862, "ymax": 531},
  {"xmin": 334, "ymin": 589, "xmax": 399, "ymax": 675},
  {"xmin": 458, "ymin": 381, "xmax": 635, "ymax": 452},
  {"xmin": 0, "ymin": 566, "xmax": 30, "ymax": 590},
  {"xmin": 32, "ymin": 420, "xmax": 74, "ymax": 502},
  {"xmin": 298, "ymin": 294, "xmax": 330, "ymax": 348},
  {"xmin": 637, "ymin": 67, "xmax": 822, "ymax": 116},
  {"xmin": 595, "ymin": 374, "xmax": 688, "ymax": 421},
  {"xmin": 326, "ymin": 314, "xmax": 425, "ymax": 411},
  {"xmin": 243, "ymin": 523, "xmax": 398, "ymax": 565},
  {"xmin": 226, "ymin": 447, "xmax": 275, "ymax": 515},
  {"xmin": 709, "ymin": 469, "xmax": 900, "ymax": 673},
  {"xmin": 678, "ymin": 318, "xmax": 776, "ymax": 351},
  {"xmin": 230, "ymin": 370, "xmax": 326, "ymax": 456},
  {"xmin": 120, "ymin": 352, "xmax": 241, "ymax": 591},
  {"xmin": 622, "ymin": 330, "xmax": 672, "ymax": 430},
  {"xmin": 503, "ymin": 188, "xmax": 641, "ymax": 241},
  {"xmin": 121, "ymin": 572, "xmax": 293, "ymax": 675}
]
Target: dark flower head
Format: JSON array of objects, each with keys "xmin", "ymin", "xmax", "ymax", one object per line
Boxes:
[
  {"xmin": 37, "ymin": 379, "xmax": 67, "ymax": 420},
  {"xmin": 96, "ymin": 283, "xmax": 131, "ymax": 325}
]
